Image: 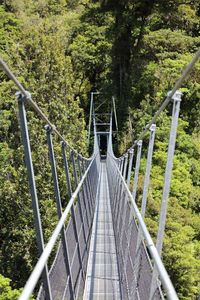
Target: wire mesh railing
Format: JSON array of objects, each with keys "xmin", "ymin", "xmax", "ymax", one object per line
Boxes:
[
  {"xmin": 106, "ymin": 150, "xmax": 167, "ymax": 299},
  {"xmin": 0, "ymin": 59, "xmax": 101, "ymax": 300},
  {"xmin": 106, "ymin": 47, "xmax": 200, "ymax": 299},
  {"xmin": 1, "ymin": 46, "xmax": 200, "ymax": 300},
  {"xmin": 106, "ymin": 89, "xmax": 183, "ymax": 299},
  {"xmin": 17, "ymin": 92, "xmax": 100, "ymax": 300},
  {"xmin": 36, "ymin": 152, "xmax": 100, "ymax": 300}
]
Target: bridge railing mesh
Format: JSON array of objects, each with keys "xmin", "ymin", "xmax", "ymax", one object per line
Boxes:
[
  {"xmin": 106, "ymin": 90, "xmax": 182, "ymax": 299},
  {"xmin": 107, "ymin": 154, "xmax": 165, "ymax": 300},
  {"xmin": 3, "ymin": 49, "xmax": 200, "ymax": 299},
  {"xmin": 37, "ymin": 155, "xmax": 99, "ymax": 300},
  {"xmin": 0, "ymin": 59, "xmax": 101, "ymax": 300}
]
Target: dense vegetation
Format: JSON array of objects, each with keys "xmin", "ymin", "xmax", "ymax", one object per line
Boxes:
[{"xmin": 0, "ymin": 0, "xmax": 199, "ymax": 299}]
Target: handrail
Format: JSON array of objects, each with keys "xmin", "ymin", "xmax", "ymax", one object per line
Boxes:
[
  {"xmin": 108, "ymin": 153, "xmax": 179, "ymax": 300},
  {"xmin": 0, "ymin": 58, "xmax": 88, "ymax": 157},
  {"xmin": 18, "ymin": 154, "xmax": 96, "ymax": 300}
]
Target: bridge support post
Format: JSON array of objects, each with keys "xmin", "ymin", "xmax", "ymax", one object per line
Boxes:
[
  {"xmin": 132, "ymin": 140, "xmax": 143, "ymax": 202},
  {"xmin": 80, "ymin": 158, "xmax": 93, "ymax": 226},
  {"xmin": 71, "ymin": 151, "xmax": 88, "ymax": 251},
  {"xmin": 113, "ymin": 157, "xmax": 123, "ymax": 221},
  {"xmin": 45, "ymin": 126, "xmax": 75, "ymax": 300},
  {"xmin": 127, "ymin": 149, "xmax": 134, "ymax": 189},
  {"xmin": 118, "ymin": 155, "xmax": 128, "ymax": 225},
  {"xmin": 114, "ymin": 156, "xmax": 125, "ymax": 229},
  {"xmin": 17, "ymin": 93, "xmax": 52, "ymax": 300},
  {"xmin": 108, "ymin": 156, "xmax": 118, "ymax": 222},
  {"xmin": 141, "ymin": 124, "xmax": 156, "ymax": 218},
  {"xmin": 85, "ymin": 159, "xmax": 96, "ymax": 207},
  {"xmin": 149, "ymin": 90, "xmax": 182, "ymax": 299},
  {"xmin": 122, "ymin": 153, "xmax": 128, "ymax": 180},
  {"xmin": 120, "ymin": 156, "xmax": 124, "ymax": 173},
  {"xmin": 119, "ymin": 154, "xmax": 129, "ymax": 244},
  {"xmin": 77, "ymin": 156, "xmax": 90, "ymax": 238}
]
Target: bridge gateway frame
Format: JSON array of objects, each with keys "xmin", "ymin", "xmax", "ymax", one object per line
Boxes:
[{"xmin": 0, "ymin": 47, "xmax": 200, "ymax": 300}]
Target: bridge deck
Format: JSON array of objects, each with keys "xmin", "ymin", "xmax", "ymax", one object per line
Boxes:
[{"xmin": 83, "ymin": 162, "xmax": 121, "ymax": 300}]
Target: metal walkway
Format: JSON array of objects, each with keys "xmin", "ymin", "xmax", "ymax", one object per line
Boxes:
[
  {"xmin": 84, "ymin": 162, "xmax": 121, "ymax": 300},
  {"xmin": 2, "ymin": 58, "xmax": 194, "ymax": 300}
]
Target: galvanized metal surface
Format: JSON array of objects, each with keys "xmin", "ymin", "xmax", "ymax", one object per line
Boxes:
[
  {"xmin": 0, "ymin": 59, "xmax": 186, "ymax": 300},
  {"xmin": 150, "ymin": 91, "xmax": 182, "ymax": 298},
  {"xmin": 17, "ymin": 94, "xmax": 52, "ymax": 300},
  {"xmin": 84, "ymin": 162, "xmax": 121, "ymax": 300},
  {"xmin": 19, "ymin": 154, "xmax": 99, "ymax": 300},
  {"xmin": 107, "ymin": 114, "xmax": 179, "ymax": 300}
]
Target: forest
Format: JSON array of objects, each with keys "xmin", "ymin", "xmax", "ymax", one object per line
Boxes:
[{"xmin": 0, "ymin": 0, "xmax": 200, "ymax": 299}]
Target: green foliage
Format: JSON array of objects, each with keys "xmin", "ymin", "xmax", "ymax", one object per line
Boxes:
[
  {"xmin": 74, "ymin": 1, "xmax": 200, "ymax": 298},
  {"xmin": 68, "ymin": 2, "xmax": 113, "ymax": 100},
  {"xmin": 163, "ymin": 220, "xmax": 200, "ymax": 299},
  {"xmin": 0, "ymin": 5, "xmax": 20, "ymax": 51},
  {"xmin": 142, "ymin": 116, "xmax": 200, "ymax": 299},
  {"xmin": 69, "ymin": 24, "xmax": 112, "ymax": 85},
  {"xmin": 127, "ymin": 105, "xmax": 200, "ymax": 299},
  {"xmin": 0, "ymin": 275, "xmax": 21, "ymax": 300},
  {"xmin": 0, "ymin": 0, "xmax": 88, "ymax": 291},
  {"xmin": 0, "ymin": 0, "xmax": 200, "ymax": 299}
]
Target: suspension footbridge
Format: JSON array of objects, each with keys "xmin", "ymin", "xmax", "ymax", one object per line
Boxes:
[{"xmin": 0, "ymin": 48, "xmax": 200, "ymax": 300}]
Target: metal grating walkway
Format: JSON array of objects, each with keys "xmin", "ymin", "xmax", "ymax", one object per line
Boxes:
[{"xmin": 84, "ymin": 162, "xmax": 121, "ymax": 300}]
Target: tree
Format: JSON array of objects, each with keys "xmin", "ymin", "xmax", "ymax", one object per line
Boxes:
[
  {"xmin": 0, "ymin": 275, "xmax": 21, "ymax": 300},
  {"xmin": 0, "ymin": 0, "xmax": 88, "ymax": 289}
]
